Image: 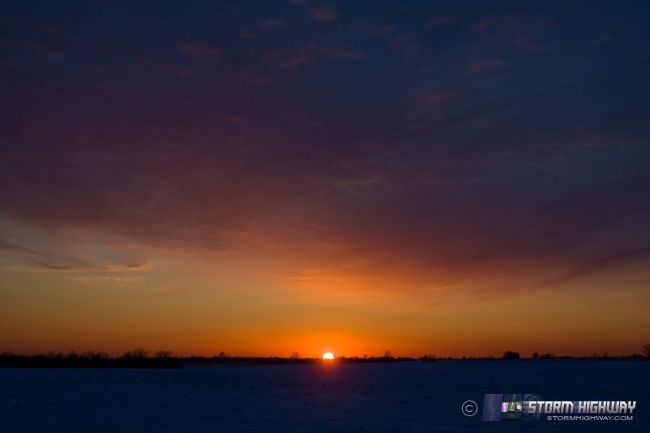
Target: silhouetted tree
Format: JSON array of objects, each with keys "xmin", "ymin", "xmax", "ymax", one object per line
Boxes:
[
  {"xmin": 290, "ymin": 352, "xmax": 300, "ymax": 359},
  {"xmin": 81, "ymin": 351, "xmax": 109, "ymax": 360},
  {"xmin": 154, "ymin": 350, "xmax": 172, "ymax": 359},
  {"xmin": 384, "ymin": 349, "xmax": 392, "ymax": 358},
  {"xmin": 643, "ymin": 344, "xmax": 650, "ymax": 358},
  {"xmin": 503, "ymin": 351, "xmax": 520, "ymax": 360},
  {"xmin": 123, "ymin": 348, "xmax": 148, "ymax": 359}
]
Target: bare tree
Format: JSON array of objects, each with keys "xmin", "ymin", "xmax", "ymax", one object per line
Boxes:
[
  {"xmin": 290, "ymin": 352, "xmax": 300, "ymax": 359},
  {"xmin": 124, "ymin": 348, "xmax": 148, "ymax": 359},
  {"xmin": 643, "ymin": 344, "xmax": 650, "ymax": 358},
  {"xmin": 81, "ymin": 351, "xmax": 109, "ymax": 360},
  {"xmin": 384, "ymin": 349, "xmax": 392, "ymax": 358}
]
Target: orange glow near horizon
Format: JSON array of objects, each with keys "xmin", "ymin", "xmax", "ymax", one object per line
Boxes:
[
  {"xmin": 1, "ymin": 248, "xmax": 648, "ymax": 359},
  {"xmin": 2, "ymin": 0, "xmax": 650, "ymax": 370},
  {"xmin": 1, "ymin": 220, "xmax": 649, "ymax": 359},
  {"xmin": 322, "ymin": 352, "xmax": 334, "ymax": 360}
]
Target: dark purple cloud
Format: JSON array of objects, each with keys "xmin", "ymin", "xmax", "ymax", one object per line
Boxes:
[{"xmin": 1, "ymin": 0, "xmax": 649, "ymax": 290}]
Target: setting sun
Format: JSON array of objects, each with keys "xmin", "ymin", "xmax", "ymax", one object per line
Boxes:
[{"xmin": 322, "ymin": 352, "xmax": 334, "ymax": 360}]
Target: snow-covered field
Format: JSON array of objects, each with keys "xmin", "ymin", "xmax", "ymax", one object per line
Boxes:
[{"xmin": 1, "ymin": 360, "xmax": 647, "ymax": 432}]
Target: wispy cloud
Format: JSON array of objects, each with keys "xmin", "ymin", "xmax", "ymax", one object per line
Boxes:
[
  {"xmin": 0, "ymin": 220, "xmax": 153, "ymax": 282},
  {"xmin": 427, "ymin": 16, "xmax": 455, "ymax": 28},
  {"xmin": 176, "ymin": 43, "xmax": 222, "ymax": 58},
  {"xmin": 468, "ymin": 21, "xmax": 489, "ymax": 33},
  {"xmin": 319, "ymin": 47, "xmax": 365, "ymax": 59},
  {"xmin": 308, "ymin": 7, "xmax": 339, "ymax": 23},
  {"xmin": 7, "ymin": 259, "xmax": 151, "ymax": 275},
  {"xmin": 152, "ymin": 286, "xmax": 192, "ymax": 297},
  {"xmin": 66, "ymin": 275, "xmax": 135, "ymax": 287},
  {"xmin": 265, "ymin": 47, "xmax": 314, "ymax": 70},
  {"xmin": 548, "ymin": 247, "xmax": 650, "ymax": 286},
  {"xmin": 287, "ymin": 267, "xmax": 349, "ymax": 284},
  {"xmin": 265, "ymin": 43, "xmax": 364, "ymax": 70},
  {"xmin": 257, "ymin": 18, "xmax": 285, "ymax": 31},
  {"xmin": 466, "ymin": 58, "xmax": 506, "ymax": 75},
  {"xmin": 25, "ymin": 41, "xmax": 66, "ymax": 60}
]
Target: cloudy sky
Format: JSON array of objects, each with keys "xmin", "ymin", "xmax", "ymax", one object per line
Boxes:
[{"xmin": 1, "ymin": 0, "xmax": 649, "ymax": 357}]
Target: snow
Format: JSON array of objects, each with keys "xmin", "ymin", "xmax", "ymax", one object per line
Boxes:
[{"xmin": 1, "ymin": 360, "xmax": 648, "ymax": 432}]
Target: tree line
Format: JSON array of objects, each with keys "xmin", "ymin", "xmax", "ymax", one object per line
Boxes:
[
  {"xmin": 0, "ymin": 348, "xmax": 181, "ymax": 368},
  {"xmin": 2, "ymin": 345, "xmax": 648, "ymax": 368}
]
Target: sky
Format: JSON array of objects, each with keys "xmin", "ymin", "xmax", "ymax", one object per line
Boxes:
[{"xmin": 1, "ymin": 0, "xmax": 649, "ymax": 358}]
